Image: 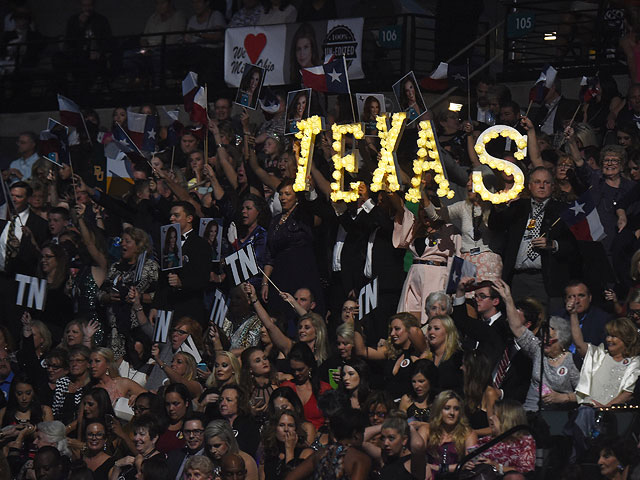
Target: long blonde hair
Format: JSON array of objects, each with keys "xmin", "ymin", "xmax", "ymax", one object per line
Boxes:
[
  {"xmin": 299, "ymin": 312, "xmax": 329, "ymax": 364},
  {"xmin": 386, "ymin": 313, "xmax": 420, "ymax": 360},
  {"xmin": 427, "ymin": 390, "xmax": 471, "ymax": 462},
  {"xmin": 173, "ymin": 351, "xmax": 197, "ymax": 381},
  {"xmin": 205, "ymin": 351, "xmax": 241, "ymax": 388},
  {"xmin": 423, "ymin": 315, "xmax": 460, "ymax": 363}
]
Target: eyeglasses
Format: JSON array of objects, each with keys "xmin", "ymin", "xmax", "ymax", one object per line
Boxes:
[
  {"xmin": 368, "ymin": 411, "xmax": 387, "ymax": 418},
  {"xmin": 86, "ymin": 432, "xmax": 105, "ymax": 439},
  {"xmin": 171, "ymin": 328, "xmax": 189, "ymax": 335},
  {"xmin": 603, "ymin": 158, "xmax": 621, "ymax": 165},
  {"xmin": 474, "ymin": 293, "xmax": 490, "ymax": 300},
  {"xmin": 628, "ymin": 309, "xmax": 640, "ymax": 318},
  {"xmin": 183, "ymin": 429, "xmax": 204, "ymax": 436},
  {"xmin": 342, "ymin": 307, "xmax": 357, "ymax": 313}
]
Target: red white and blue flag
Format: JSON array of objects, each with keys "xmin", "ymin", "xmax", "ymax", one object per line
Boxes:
[
  {"xmin": 39, "ymin": 118, "xmax": 70, "ymax": 166},
  {"xmin": 127, "ymin": 111, "xmax": 157, "ymax": 153},
  {"xmin": 182, "ymin": 71, "xmax": 208, "ymax": 125},
  {"xmin": 529, "ymin": 65, "xmax": 557, "ymax": 104},
  {"xmin": 163, "ymin": 108, "xmax": 184, "ymax": 147},
  {"xmin": 57, "ymin": 94, "xmax": 89, "ymax": 145},
  {"xmin": 421, "ymin": 62, "xmax": 468, "ymax": 91},
  {"xmin": 301, "ymin": 56, "xmax": 350, "ymax": 94},
  {"xmin": 560, "ymin": 190, "xmax": 606, "ymax": 242}
]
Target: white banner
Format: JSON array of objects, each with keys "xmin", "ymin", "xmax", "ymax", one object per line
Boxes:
[{"xmin": 224, "ymin": 18, "xmax": 364, "ymax": 87}]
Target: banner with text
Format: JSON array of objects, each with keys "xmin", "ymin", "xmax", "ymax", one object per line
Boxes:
[{"xmin": 224, "ymin": 18, "xmax": 364, "ymax": 87}]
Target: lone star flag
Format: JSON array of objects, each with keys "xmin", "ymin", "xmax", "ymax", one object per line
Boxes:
[
  {"xmin": 420, "ymin": 62, "xmax": 468, "ymax": 91},
  {"xmin": 301, "ymin": 56, "xmax": 350, "ymax": 94},
  {"xmin": 40, "ymin": 118, "xmax": 70, "ymax": 165},
  {"xmin": 127, "ymin": 111, "xmax": 157, "ymax": 153},
  {"xmin": 182, "ymin": 71, "xmax": 199, "ymax": 113},
  {"xmin": 446, "ymin": 256, "xmax": 477, "ymax": 294},
  {"xmin": 112, "ymin": 123, "xmax": 147, "ymax": 163},
  {"xmin": 182, "ymin": 71, "xmax": 208, "ymax": 125},
  {"xmin": 560, "ymin": 190, "xmax": 606, "ymax": 242},
  {"xmin": 57, "ymin": 94, "xmax": 89, "ymax": 144}
]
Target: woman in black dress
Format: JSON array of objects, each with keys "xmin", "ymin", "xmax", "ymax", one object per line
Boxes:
[{"xmin": 82, "ymin": 420, "xmax": 114, "ymax": 480}]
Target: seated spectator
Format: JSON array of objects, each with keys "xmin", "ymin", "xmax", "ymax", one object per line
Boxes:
[
  {"xmin": 467, "ymin": 399, "xmax": 536, "ymax": 475},
  {"xmin": 218, "ymin": 384, "xmax": 260, "ymax": 457},
  {"xmin": 81, "ymin": 419, "xmax": 114, "ymax": 480},
  {"xmin": 185, "ymin": 0, "xmax": 225, "ymax": 44},
  {"xmin": 204, "ymin": 419, "xmax": 258, "ymax": 480},
  {"xmin": 229, "ymin": 0, "xmax": 264, "ymax": 27},
  {"xmin": 258, "ymin": 0, "xmax": 297, "ymax": 25}
]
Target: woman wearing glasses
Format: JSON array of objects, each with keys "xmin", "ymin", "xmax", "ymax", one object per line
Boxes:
[{"xmin": 82, "ymin": 420, "xmax": 114, "ymax": 480}]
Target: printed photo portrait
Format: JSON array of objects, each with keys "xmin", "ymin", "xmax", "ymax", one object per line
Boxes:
[
  {"xmin": 392, "ymin": 71, "xmax": 427, "ymax": 125},
  {"xmin": 356, "ymin": 93, "xmax": 386, "ymax": 136},
  {"xmin": 288, "ymin": 22, "xmax": 321, "ymax": 84},
  {"xmin": 160, "ymin": 223, "xmax": 183, "ymax": 271},
  {"xmin": 285, "ymin": 88, "xmax": 312, "ymax": 135},
  {"xmin": 199, "ymin": 217, "xmax": 223, "ymax": 262},
  {"xmin": 234, "ymin": 63, "xmax": 266, "ymax": 110}
]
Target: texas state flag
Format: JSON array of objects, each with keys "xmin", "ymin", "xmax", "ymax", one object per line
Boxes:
[
  {"xmin": 560, "ymin": 190, "xmax": 606, "ymax": 242},
  {"xmin": 112, "ymin": 123, "xmax": 147, "ymax": 163},
  {"xmin": 182, "ymin": 71, "xmax": 199, "ymax": 113},
  {"xmin": 301, "ymin": 56, "xmax": 350, "ymax": 94},
  {"xmin": 446, "ymin": 256, "xmax": 477, "ymax": 294},
  {"xmin": 127, "ymin": 111, "xmax": 157, "ymax": 153}
]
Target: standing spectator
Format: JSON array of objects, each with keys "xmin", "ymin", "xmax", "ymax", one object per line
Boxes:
[{"xmin": 6, "ymin": 132, "xmax": 38, "ymax": 183}]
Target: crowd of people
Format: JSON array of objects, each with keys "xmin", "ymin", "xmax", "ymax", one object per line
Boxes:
[{"xmin": 5, "ymin": 3, "xmax": 640, "ymax": 480}]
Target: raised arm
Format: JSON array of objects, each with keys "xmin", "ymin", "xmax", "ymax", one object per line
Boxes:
[
  {"xmin": 244, "ymin": 282, "xmax": 293, "ymax": 356},
  {"xmin": 209, "ymin": 121, "xmax": 238, "ymax": 189},
  {"xmin": 462, "ymin": 121, "xmax": 480, "ymax": 167},
  {"xmin": 353, "ymin": 330, "xmax": 387, "ymax": 360},
  {"xmin": 567, "ymin": 300, "xmax": 588, "ymax": 358},
  {"xmin": 520, "ymin": 117, "xmax": 543, "ymax": 168},
  {"xmin": 74, "ymin": 203, "xmax": 107, "ymax": 271},
  {"xmin": 408, "ymin": 423, "xmax": 427, "ymax": 480},
  {"xmin": 492, "ymin": 279, "xmax": 526, "ymax": 338}
]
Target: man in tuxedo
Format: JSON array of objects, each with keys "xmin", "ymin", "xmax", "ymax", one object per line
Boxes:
[
  {"xmin": 488, "ymin": 167, "xmax": 577, "ymax": 311},
  {"xmin": 151, "ymin": 201, "xmax": 211, "ymax": 325},
  {"xmin": 0, "ymin": 182, "xmax": 50, "ymax": 339},
  {"xmin": 167, "ymin": 413, "xmax": 206, "ymax": 480},
  {"xmin": 452, "ymin": 279, "xmax": 532, "ymax": 403}
]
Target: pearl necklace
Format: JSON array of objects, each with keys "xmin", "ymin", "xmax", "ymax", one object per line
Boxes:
[{"xmin": 547, "ymin": 351, "xmax": 566, "ymax": 362}]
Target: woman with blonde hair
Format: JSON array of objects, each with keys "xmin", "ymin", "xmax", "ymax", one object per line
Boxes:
[
  {"xmin": 152, "ymin": 350, "xmax": 202, "ymax": 399},
  {"xmin": 204, "ymin": 419, "xmax": 258, "ymax": 480},
  {"xmin": 354, "ymin": 313, "xmax": 427, "ymax": 401},
  {"xmin": 467, "ymin": 399, "xmax": 535, "ymax": 475},
  {"xmin": 424, "ymin": 315, "xmax": 463, "ymax": 393},
  {"xmin": 246, "ymin": 282, "xmax": 330, "ymax": 364},
  {"xmin": 89, "ymin": 347, "xmax": 146, "ymax": 407},
  {"xmin": 424, "ymin": 390, "xmax": 477, "ymax": 474},
  {"xmin": 205, "ymin": 350, "xmax": 241, "ymax": 389}
]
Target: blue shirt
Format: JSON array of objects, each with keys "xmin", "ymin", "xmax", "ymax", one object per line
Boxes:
[
  {"xmin": 0, "ymin": 370, "xmax": 14, "ymax": 400},
  {"xmin": 9, "ymin": 152, "xmax": 39, "ymax": 182}
]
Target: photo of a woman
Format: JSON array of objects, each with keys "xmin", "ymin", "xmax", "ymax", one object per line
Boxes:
[
  {"xmin": 236, "ymin": 64, "xmax": 265, "ymax": 110},
  {"xmin": 357, "ymin": 94, "xmax": 385, "ymax": 136},
  {"xmin": 200, "ymin": 218, "xmax": 223, "ymax": 262},
  {"xmin": 161, "ymin": 224, "xmax": 182, "ymax": 270},
  {"xmin": 289, "ymin": 23, "xmax": 321, "ymax": 84},
  {"xmin": 285, "ymin": 89, "xmax": 311, "ymax": 135},
  {"xmin": 393, "ymin": 72, "xmax": 427, "ymax": 124}
]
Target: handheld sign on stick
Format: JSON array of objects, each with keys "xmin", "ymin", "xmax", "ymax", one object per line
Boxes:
[
  {"xmin": 358, "ymin": 277, "xmax": 378, "ymax": 320},
  {"xmin": 225, "ymin": 244, "xmax": 259, "ymax": 285},
  {"xmin": 210, "ymin": 289, "xmax": 229, "ymax": 328},
  {"xmin": 153, "ymin": 310, "xmax": 173, "ymax": 343},
  {"xmin": 15, "ymin": 274, "xmax": 47, "ymax": 311}
]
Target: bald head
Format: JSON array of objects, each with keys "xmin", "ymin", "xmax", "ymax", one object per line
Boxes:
[{"xmin": 221, "ymin": 454, "xmax": 246, "ymax": 479}]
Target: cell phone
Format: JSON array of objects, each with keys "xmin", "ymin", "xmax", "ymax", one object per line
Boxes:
[
  {"xmin": 328, "ymin": 368, "xmax": 340, "ymax": 390},
  {"xmin": 197, "ymin": 362, "xmax": 208, "ymax": 372}
]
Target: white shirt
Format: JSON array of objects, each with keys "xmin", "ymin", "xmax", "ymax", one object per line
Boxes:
[
  {"xmin": 9, "ymin": 152, "xmax": 38, "ymax": 182},
  {"xmin": 0, "ymin": 208, "xmax": 30, "ymax": 271}
]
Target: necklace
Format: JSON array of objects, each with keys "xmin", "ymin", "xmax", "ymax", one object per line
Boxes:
[
  {"xmin": 278, "ymin": 203, "xmax": 298, "ymax": 225},
  {"xmin": 547, "ymin": 351, "xmax": 566, "ymax": 362}
]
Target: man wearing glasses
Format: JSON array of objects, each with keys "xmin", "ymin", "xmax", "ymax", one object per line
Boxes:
[{"xmin": 168, "ymin": 412, "xmax": 207, "ymax": 480}]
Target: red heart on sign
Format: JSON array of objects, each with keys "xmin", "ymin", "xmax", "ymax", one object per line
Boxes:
[{"xmin": 244, "ymin": 33, "xmax": 267, "ymax": 64}]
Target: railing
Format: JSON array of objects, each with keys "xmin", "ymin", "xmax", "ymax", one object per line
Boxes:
[
  {"xmin": 0, "ymin": 14, "xmax": 494, "ymax": 113},
  {"xmin": 501, "ymin": 0, "xmax": 626, "ymax": 80}
]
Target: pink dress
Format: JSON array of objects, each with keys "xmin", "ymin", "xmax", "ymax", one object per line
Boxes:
[
  {"xmin": 393, "ymin": 206, "xmax": 461, "ymax": 325},
  {"xmin": 475, "ymin": 434, "xmax": 536, "ymax": 472}
]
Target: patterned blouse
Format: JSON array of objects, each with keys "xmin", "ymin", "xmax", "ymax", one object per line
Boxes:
[{"xmin": 475, "ymin": 434, "xmax": 536, "ymax": 472}]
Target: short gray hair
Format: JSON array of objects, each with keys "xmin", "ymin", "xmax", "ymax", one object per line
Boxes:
[
  {"xmin": 600, "ymin": 144, "xmax": 627, "ymax": 167},
  {"xmin": 549, "ymin": 316, "xmax": 572, "ymax": 349},
  {"xmin": 425, "ymin": 291, "xmax": 452, "ymax": 315},
  {"xmin": 37, "ymin": 421, "xmax": 71, "ymax": 458}
]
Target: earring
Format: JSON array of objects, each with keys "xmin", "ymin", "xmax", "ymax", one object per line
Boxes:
[{"xmin": 105, "ymin": 370, "xmax": 109, "ymax": 376}]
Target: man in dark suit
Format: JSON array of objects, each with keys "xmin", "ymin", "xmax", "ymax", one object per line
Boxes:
[
  {"xmin": 151, "ymin": 201, "xmax": 211, "ymax": 325},
  {"xmin": 531, "ymin": 78, "xmax": 580, "ymax": 135},
  {"xmin": 167, "ymin": 413, "xmax": 206, "ymax": 480},
  {"xmin": 0, "ymin": 181, "xmax": 50, "ymax": 340},
  {"xmin": 488, "ymin": 167, "xmax": 577, "ymax": 311},
  {"xmin": 452, "ymin": 279, "xmax": 532, "ymax": 404}
]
